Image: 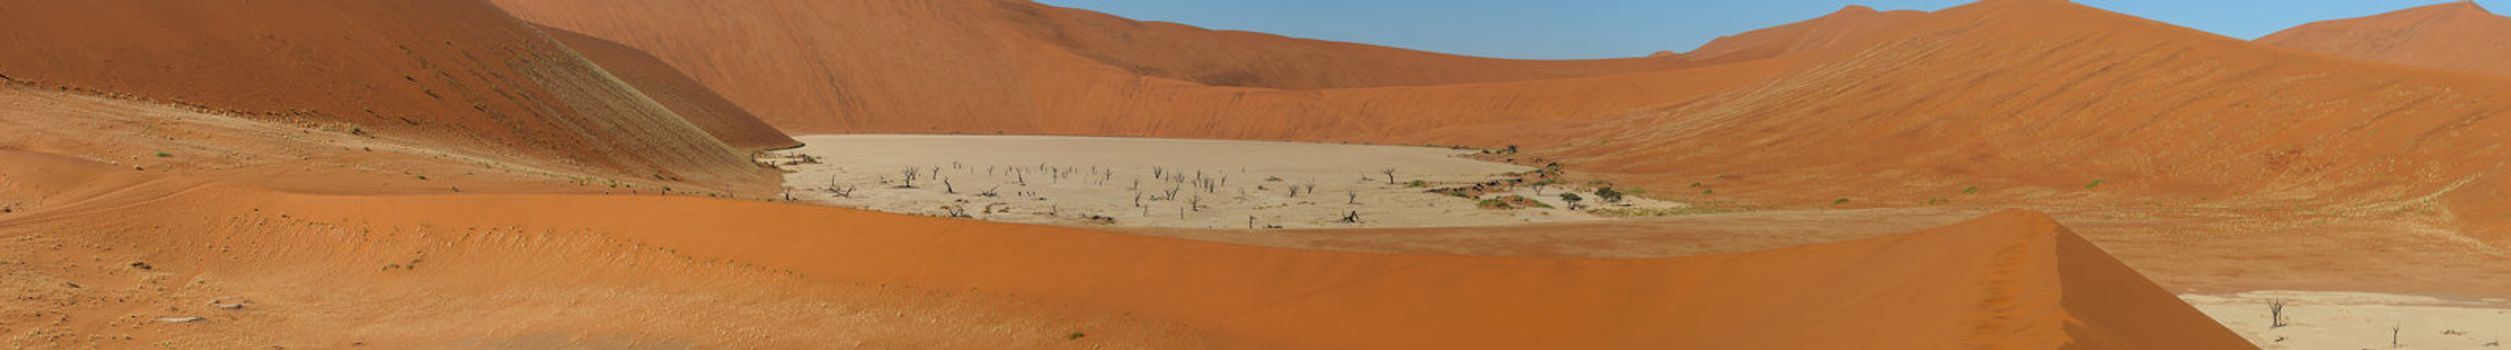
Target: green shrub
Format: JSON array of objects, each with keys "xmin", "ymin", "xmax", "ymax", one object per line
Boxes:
[{"xmin": 1593, "ymin": 187, "xmax": 1624, "ymax": 203}]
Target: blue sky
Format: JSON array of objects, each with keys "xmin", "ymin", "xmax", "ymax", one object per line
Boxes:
[{"xmin": 1035, "ymin": 0, "xmax": 2494, "ymax": 60}]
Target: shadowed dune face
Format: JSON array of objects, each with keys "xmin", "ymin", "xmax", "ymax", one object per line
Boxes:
[
  {"xmin": 2259, "ymin": 2, "xmax": 2511, "ymax": 77},
  {"xmin": 0, "ymin": 0, "xmax": 774, "ymax": 194},
  {"xmin": 538, "ymin": 26, "xmax": 798, "ymax": 152},
  {"xmin": 0, "ymin": 151, "xmax": 2247, "ymax": 348}
]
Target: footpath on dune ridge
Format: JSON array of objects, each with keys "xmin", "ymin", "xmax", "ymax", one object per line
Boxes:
[{"xmin": 0, "ymin": 151, "xmax": 2248, "ymax": 349}]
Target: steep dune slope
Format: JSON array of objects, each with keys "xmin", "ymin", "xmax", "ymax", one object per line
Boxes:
[
  {"xmin": 487, "ymin": 0, "xmax": 1741, "ymax": 134},
  {"xmin": 1546, "ymin": 0, "xmax": 2511, "ymax": 245},
  {"xmin": 0, "ymin": 152, "xmax": 2247, "ymax": 348},
  {"xmin": 540, "ymin": 26, "xmax": 798, "ymax": 152},
  {"xmin": 2259, "ymin": 2, "xmax": 2511, "ymax": 76},
  {"xmin": 1685, "ymin": 5, "xmax": 1928, "ymax": 64},
  {"xmin": 0, "ymin": 0, "xmax": 772, "ymax": 193}
]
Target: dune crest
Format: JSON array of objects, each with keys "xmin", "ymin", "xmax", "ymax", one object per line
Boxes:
[
  {"xmin": 1683, "ymin": 4, "xmax": 1927, "ymax": 64},
  {"xmin": 2259, "ymin": 1, "xmax": 2511, "ymax": 76}
]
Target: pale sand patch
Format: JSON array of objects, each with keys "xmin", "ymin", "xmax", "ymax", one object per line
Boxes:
[
  {"xmin": 2186, "ymin": 291, "xmax": 2511, "ymax": 349},
  {"xmin": 772, "ymin": 134, "xmax": 1620, "ymax": 229}
]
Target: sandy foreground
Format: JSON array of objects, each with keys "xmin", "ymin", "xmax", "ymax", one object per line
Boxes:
[{"xmin": 770, "ymin": 134, "xmax": 1675, "ymax": 229}]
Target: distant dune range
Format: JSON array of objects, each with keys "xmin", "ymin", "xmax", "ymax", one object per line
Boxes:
[
  {"xmin": 485, "ymin": 0, "xmax": 1836, "ymax": 137},
  {"xmin": 0, "ymin": 0, "xmax": 777, "ymax": 194},
  {"xmin": 2261, "ymin": 2, "xmax": 2511, "ymax": 77}
]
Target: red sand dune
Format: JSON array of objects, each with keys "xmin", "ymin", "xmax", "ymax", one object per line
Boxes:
[
  {"xmin": 488, "ymin": 0, "xmax": 1792, "ymax": 135},
  {"xmin": 0, "ymin": 151, "xmax": 2246, "ymax": 348},
  {"xmin": 0, "ymin": 0, "xmax": 774, "ymax": 193},
  {"xmin": 2259, "ymin": 2, "xmax": 2511, "ymax": 77},
  {"xmin": 1520, "ymin": 0, "xmax": 2511, "ymax": 247},
  {"xmin": 539, "ymin": 26, "xmax": 798, "ymax": 152},
  {"xmin": 1684, "ymin": 5, "xmax": 1927, "ymax": 64}
]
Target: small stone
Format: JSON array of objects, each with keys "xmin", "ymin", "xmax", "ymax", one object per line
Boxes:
[{"xmin": 128, "ymin": 261, "xmax": 152, "ymax": 270}]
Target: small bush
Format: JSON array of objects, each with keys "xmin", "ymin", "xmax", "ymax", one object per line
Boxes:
[
  {"xmin": 154, "ymin": 151, "xmax": 171, "ymax": 158},
  {"xmin": 2084, "ymin": 179, "xmax": 2105, "ymax": 189},
  {"xmin": 1406, "ymin": 179, "xmax": 1428, "ymax": 188},
  {"xmin": 1833, "ymin": 197, "xmax": 1850, "ymax": 205},
  {"xmin": 1593, "ymin": 187, "xmax": 1624, "ymax": 203},
  {"xmin": 1477, "ymin": 195, "xmax": 1551, "ymax": 209}
]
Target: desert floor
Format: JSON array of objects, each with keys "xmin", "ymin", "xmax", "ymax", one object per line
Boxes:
[
  {"xmin": 771, "ymin": 134, "xmax": 1678, "ymax": 229},
  {"xmin": 2188, "ymin": 291, "xmax": 2511, "ymax": 350}
]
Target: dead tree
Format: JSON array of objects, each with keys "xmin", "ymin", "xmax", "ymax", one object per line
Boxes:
[
  {"xmin": 943, "ymin": 178, "xmax": 956, "ymax": 194},
  {"xmin": 1382, "ymin": 168, "xmax": 1396, "ymax": 185},
  {"xmin": 980, "ymin": 185, "xmax": 1000, "ymax": 197},
  {"xmin": 1340, "ymin": 210, "xmax": 1361, "ymax": 223},
  {"xmin": 2269, "ymin": 300, "xmax": 2287, "ymax": 329},
  {"xmin": 899, "ymin": 167, "xmax": 920, "ymax": 188},
  {"xmin": 1347, "ymin": 191, "xmax": 1357, "ymax": 205}
]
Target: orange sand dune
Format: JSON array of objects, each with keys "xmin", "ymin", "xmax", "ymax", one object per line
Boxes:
[
  {"xmin": 0, "ymin": 0, "xmax": 773, "ymax": 193},
  {"xmin": 0, "ymin": 150, "xmax": 2245, "ymax": 348},
  {"xmin": 539, "ymin": 26, "xmax": 798, "ymax": 152},
  {"xmin": 1685, "ymin": 5, "xmax": 1927, "ymax": 64},
  {"xmin": 1523, "ymin": 0, "xmax": 2511, "ymax": 246},
  {"xmin": 2259, "ymin": 2, "xmax": 2511, "ymax": 77},
  {"xmin": 488, "ymin": 0, "xmax": 1826, "ymax": 135}
]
